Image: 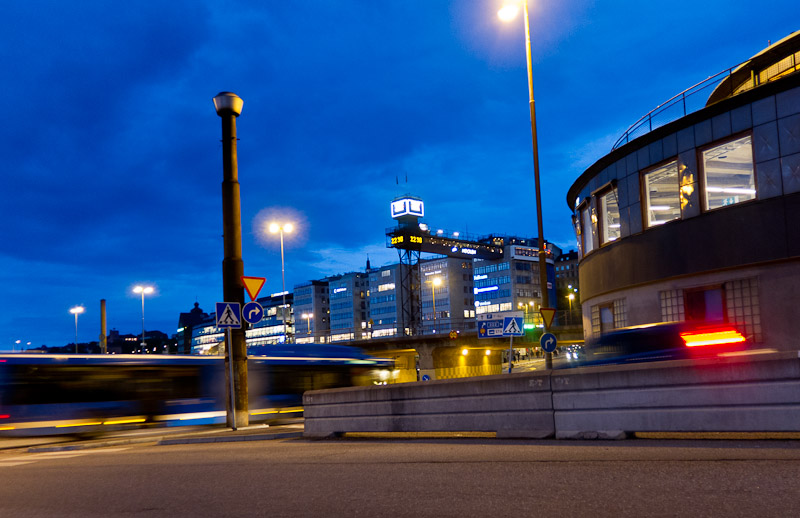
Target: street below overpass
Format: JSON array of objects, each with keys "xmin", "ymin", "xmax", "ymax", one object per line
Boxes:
[{"xmin": 1, "ymin": 431, "xmax": 798, "ymax": 517}]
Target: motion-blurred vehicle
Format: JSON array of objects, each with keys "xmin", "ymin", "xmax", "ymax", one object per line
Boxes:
[
  {"xmin": 566, "ymin": 321, "xmax": 750, "ymax": 367},
  {"xmin": 0, "ymin": 344, "xmax": 394, "ymax": 436},
  {"xmin": 562, "ymin": 343, "xmax": 584, "ymax": 362}
]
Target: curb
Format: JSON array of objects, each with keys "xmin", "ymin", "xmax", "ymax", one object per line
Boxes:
[
  {"xmin": 159, "ymin": 431, "xmax": 303, "ymax": 445},
  {"xmin": 27, "ymin": 431, "xmax": 303, "ymax": 452},
  {"xmin": 29, "ymin": 436, "xmax": 168, "ymax": 453}
]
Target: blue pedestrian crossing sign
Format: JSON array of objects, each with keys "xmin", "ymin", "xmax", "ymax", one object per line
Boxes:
[
  {"xmin": 502, "ymin": 317, "xmax": 524, "ymax": 336},
  {"xmin": 216, "ymin": 302, "xmax": 242, "ymax": 329},
  {"xmin": 242, "ymin": 301, "xmax": 264, "ymax": 324}
]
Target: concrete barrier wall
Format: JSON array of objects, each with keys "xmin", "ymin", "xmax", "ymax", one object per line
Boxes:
[
  {"xmin": 304, "ymin": 371, "xmax": 554, "ymax": 439},
  {"xmin": 303, "ymin": 352, "xmax": 800, "ymax": 439}
]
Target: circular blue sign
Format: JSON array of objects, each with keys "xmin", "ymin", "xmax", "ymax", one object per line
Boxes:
[
  {"xmin": 421, "ymin": 374, "xmax": 431, "ymax": 381},
  {"xmin": 540, "ymin": 332, "xmax": 558, "ymax": 353},
  {"xmin": 242, "ymin": 302, "xmax": 264, "ymax": 324}
]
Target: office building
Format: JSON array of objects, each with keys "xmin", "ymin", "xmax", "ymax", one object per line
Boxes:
[{"xmin": 567, "ymin": 31, "xmax": 800, "ymax": 346}]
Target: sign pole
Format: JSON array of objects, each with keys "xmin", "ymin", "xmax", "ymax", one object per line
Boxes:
[
  {"xmin": 508, "ymin": 334, "xmax": 514, "ymax": 374},
  {"xmin": 227, "ymin": 328, "xmax": 237, "ymax": 431}
]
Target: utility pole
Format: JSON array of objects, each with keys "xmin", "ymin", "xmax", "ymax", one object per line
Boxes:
[{"xmin": 214, "ymin": 91, "xmax": 249, "ymax": 428}]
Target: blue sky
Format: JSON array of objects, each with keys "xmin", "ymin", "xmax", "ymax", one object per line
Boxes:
[{"xmin": 1, "ymin": 1, "xmax": 795, "ymax": 349}]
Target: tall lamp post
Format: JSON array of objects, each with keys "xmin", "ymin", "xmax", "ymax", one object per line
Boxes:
[
  {"xmin": 269, "ymin": 222, "xmax": 294, "ymax": 343},
  {"xmin": 133, "ymin": 285, "xmax": 154, "ymax": 349},
  {"xmin": 214, "ymin": 91, "xmax": 249, "ymax": 429},
  {"xmin": 302, "ymin": 312, "xmax": 313, "ymax": 337},
  {"xmin": 499, "ymin": 1, "xmax": 552, "ymax": 368},
  {"xmin": 69, "ymin": 306, "xmax": 84, "ymax": 354},
  {"xmin": 427, "ymin": 277, "xmax": 442, "ymax": 334}
]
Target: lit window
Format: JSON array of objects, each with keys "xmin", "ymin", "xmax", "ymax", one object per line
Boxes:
[
  {"xmin": 701, "ymin": 135, "xmax": 755, "ymax": 211},
  {"xmin": 580, "ymin": 205, "xmax": 594, "ymax": 254},
  {"xmin": 598, "ymin": 188, "xmax": 620, "ymax": 245},
  {"xmin": 644, "ymin": 160, "xmax": 681, "ymax": 227}
]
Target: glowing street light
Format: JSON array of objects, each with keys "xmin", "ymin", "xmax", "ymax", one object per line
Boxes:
[
  {"xmin": 301, "ymin": 312, "xmax": 313, "ymax": 334},
  {"xmin": 133, "ymin": 285, "xmax": 154, "ymax": 347},
  {"xmin": 499, "ymin": 0, "xmax": 552, "ymax": 368},
  {"xmin": 269, "ymin": 222, "xmax": 294, "ymax": 342},
  {"xmin": 69, "ymin": 306, "xmax": 85, "ymax": 354},
  {"xmin": 497, "ymin": 4, "xmax": 520, "ymax": 21}
]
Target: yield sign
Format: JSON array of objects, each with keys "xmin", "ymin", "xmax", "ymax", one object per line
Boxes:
[
  {"xmin": 242, "ymin": 276, "xmax": 266, "ymax": 301},
  {"xmin": 539, "ymin": 307, "xmax": 556, "ymax": 329}
]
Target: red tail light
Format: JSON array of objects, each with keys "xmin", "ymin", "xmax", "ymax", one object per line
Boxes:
[{"xmin": 680, "ymin": 328, "xmax": 746, "ymax": 347}]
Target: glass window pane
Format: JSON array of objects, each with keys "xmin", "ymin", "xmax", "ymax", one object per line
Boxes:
[
  {"xmin": 644, "ymin": 160, "xmax": 680, "ymax": 227},
  {"xmin": 572, "ymin": 216, "xmax": 583, "ymax": 258},
  {"xmin": 581, "ymin": 206, "xmax": 594, "ymax": 254},
  {"xmin": 599, "ymin": 188, "xmax": 620, "ymax": 245},
  {"xmin": 701, "ymin": 135, "xmax": 755, "ymax": 210}
]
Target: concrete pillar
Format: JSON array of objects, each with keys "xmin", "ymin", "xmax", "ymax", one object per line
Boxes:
[{"xmin": 416, "ymin": 342, "xmax": 436, "ymax": 381}]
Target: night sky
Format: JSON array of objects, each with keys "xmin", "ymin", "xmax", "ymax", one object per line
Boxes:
[{"xmin": 1, "ymin": 1, "xmax": 795, "ymax": 349}]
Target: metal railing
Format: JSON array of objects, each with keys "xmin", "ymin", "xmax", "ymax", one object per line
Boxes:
[{"xmin": 612, "ymin": 52, "xmax": 800, "ymax": 150}]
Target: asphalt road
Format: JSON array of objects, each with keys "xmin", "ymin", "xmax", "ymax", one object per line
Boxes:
[{"xmin": 1, "ymin": 436, "xmax": 799, "ymax": 517}]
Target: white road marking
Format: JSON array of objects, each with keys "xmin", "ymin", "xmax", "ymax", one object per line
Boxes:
[{"xmin": 1, "ymin": 446, "xmax": 131, "ymax": 468}]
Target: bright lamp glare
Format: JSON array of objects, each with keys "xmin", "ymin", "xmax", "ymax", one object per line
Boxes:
[
  {"xmin": 269, "ymin": 223, "xmax": 280, "ymax": 233},
  {"xmin": 498, "ymin": 5, "xmax": 520, "ymax": 21},
  {"xmin": 284, "ymin": 223, "xmax": 294, "ymax": 233}
]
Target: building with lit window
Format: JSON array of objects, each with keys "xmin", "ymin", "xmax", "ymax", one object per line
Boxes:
[
  {"xmin": 328, "ymin": 272, "xmax": 368, "ymax": 342},
  {"xmin": 248, "ymin": 292, "xmax": 295, "ymax": 346},
  {"xmin": 472, "ymin": 236, "xmax": 559, "ymax": 327},
  {"xmin": 420, "ymin": 257, "xmax": 475, "ymax": 335},
  {"xmin": 567, "ymin": 31, "xmax": 800, "ymax": 346},
  {"xmin": 367, "ymin": 263, "xmax": 403, "ymax": 338},
  {"xmin": 293, "ymin": 280, "xmax": 330, "ymax": 344}
]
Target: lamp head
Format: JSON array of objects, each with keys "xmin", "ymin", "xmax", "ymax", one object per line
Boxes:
[
  {"xmin": 498, "ymin": 3, "xmax": 520, "ymax": 22},
  {"xmin": 213, "ymin": 92, "xmax": 244, "ymax": 117}
]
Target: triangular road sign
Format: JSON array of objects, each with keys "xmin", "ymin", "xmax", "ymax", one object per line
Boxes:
[
  {"xmin": 540, "ymin": 307, "xmax": 556, "ymax": 329},
  {"xmin": 242, "ymin": 276, "xmax": 266, "ymax": 301}
]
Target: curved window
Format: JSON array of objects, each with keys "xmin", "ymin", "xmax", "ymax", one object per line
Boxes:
[
  {"xmin": 644, "ymin": 160, "xmax": 681, "ymax": 227},
  {"xmin": 599, "ymin": 188, "xmax": 620, "ymax": 245},
  {"xmin": 701, "ymin": 135, "xmax": 755, "ymax": 211},
  {"xmin": 580, "ymin": 204, "xmax": 595, "ymax": 254}
]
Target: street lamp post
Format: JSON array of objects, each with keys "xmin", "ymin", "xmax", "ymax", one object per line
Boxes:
[
  {"xmin": 133, "ymin": 285, "xmax": 154, "ymax": 348},
  {"xmin": 427, "ymin": 277, "xmax": 442, "ymax": 334},
  {"xmin": 269, "ymin": 222, "xmax": 294, "ymax": 343},
  {"xmin": 302, "ymin": 312, "xmax": 313, "ymax": 338},
  {"xmin": 69, "ymin": 306, "xmax": 84, "ymax": 354},
  {"xmin": 214, "ymin": 91, "xmax": 249, "ymax": 429},
  {"xmin": 499, "ymin": 1, "xmax": 552, "ymax": 368}
]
